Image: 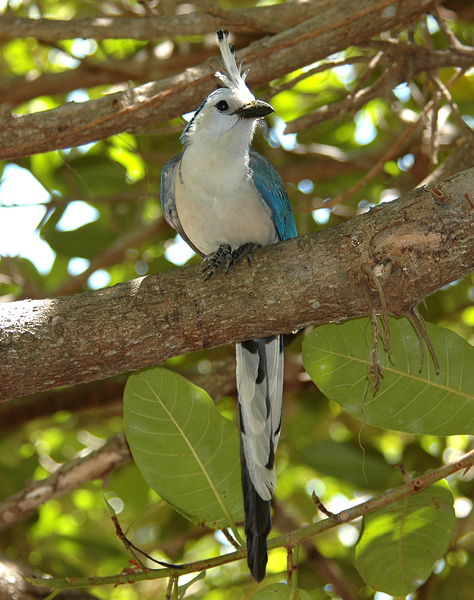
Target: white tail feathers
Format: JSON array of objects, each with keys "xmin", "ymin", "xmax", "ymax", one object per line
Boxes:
[{"xmin": 236, "ymin": 336, "xmax": 284, "ymax": 501}]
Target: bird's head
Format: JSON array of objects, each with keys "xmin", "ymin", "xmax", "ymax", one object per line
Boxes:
[{"xmin": 182, "ymin": 30, "xmax": 274, "ymax": 145}]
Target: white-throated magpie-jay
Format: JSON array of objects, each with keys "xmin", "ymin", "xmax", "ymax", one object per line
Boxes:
[{"xmin": 161, "ymin": 30, "xmax": 297, "ymax": 582}]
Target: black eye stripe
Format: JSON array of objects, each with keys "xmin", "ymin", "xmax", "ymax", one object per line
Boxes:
[{"xmin": 216, "ymin": 100, "xmax": 229, "ymax": 112}]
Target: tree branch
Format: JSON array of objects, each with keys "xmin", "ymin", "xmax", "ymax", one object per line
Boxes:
[
  {"xmin": 0, "ymin": 1, "xmax": 310, "ymax": 42},
  {"xmin": 1, "ymin": 167, "xmax": 474, "ymax": 402},
  {"xmin": 0, "ymin": 377, "xmax": 126, "ymax": 432},
  {"xmin": 0, "ymin": 0, "xmax": 435, "ymax": 160},
  {"xmin": 0, "ymin": 554, "xmax": 100, "ymax": 599},
  {"xmin": 26, "ymin": 447, "xmax": 474, "ymax": 590},
  {"xmin": 0, "ymin": 434, "xmax": 131, "ymax": 533},
  {"xmin": 285, "ymin": 42, "xmax": 474, "ymax": 133},
  {"xmin": 0, "ymin": 52, "xmax": 212, "ymax": 109}
]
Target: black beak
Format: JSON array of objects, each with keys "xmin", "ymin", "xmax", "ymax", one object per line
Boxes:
[{"xmin": 233, "ymin": 100, "xmax": 274, "ymax": 119}]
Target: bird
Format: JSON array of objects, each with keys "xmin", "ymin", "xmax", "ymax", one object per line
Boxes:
[{"xmin": 160, "ymin": 30, "xmax": 297, "ymax": 582}]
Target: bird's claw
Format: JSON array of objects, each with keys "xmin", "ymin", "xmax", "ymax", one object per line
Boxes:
[
  {"xmin": 202, "ymin": 244, "xmax": 233, "ymax": 281},
  {"xmin": 202, "ymin": 242, "xmax": 261, "ymax": 281},
  {"xmin": 231, "ymin": 242, "xmax": 261, "ymax": 267}
]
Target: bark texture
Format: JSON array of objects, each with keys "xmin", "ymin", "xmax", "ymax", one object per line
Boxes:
[
  {"xmin": 0, "ymin": 0, "xmax": 436, "ymax": 160},
  {"xmin": 1, "ymin": 167, "xmax": 473, "ymax": 402}
]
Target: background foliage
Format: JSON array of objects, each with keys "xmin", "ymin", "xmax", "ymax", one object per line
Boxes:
[{"xmin": 1, "ymin": 0, "xmax": 474, "ymax": 599}]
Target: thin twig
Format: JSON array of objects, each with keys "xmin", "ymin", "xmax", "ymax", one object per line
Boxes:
[
  {"xmin": 325, "ymin": 119, "xmax": 420, "ymax": 208},
  {"xmin": 269, "ymin": 55, "xmax": 373, "ymax": 95},
  {"xmin": 221, "ymin": 527, "xmax": 241, "ymax": 550},
  {"xmin": 110, "ymin": 509, "xmax": 178, "ymax": 570},
  {"xmin": 428, "ymin": 90, "xmax": 440, "ymax": 165},
  {"xmin": 419, "ymin": 13, "xmax": 435, "ymax": 51},
  {"xmin": 430, "ymin": 72, "xmax": 474, "ymax": 140},
  {"xmin": 349, "ymin": 50, "xmax": 384, "ymax": 98},
  {"xmin": 431, "ymin": 6, "xmax": 467, "ymax": 50},
  {"xmin": 326, "ymin": 65, "xmax": 468, "ymax": 207},
  {"xmin": 286, "ymin": 61, "xmax": 404, "ymax": 133},
  {"xmin": 51, "ymin": 217, "xmax": 168, "ymax": 298},
  {"xmin": 165, "ymin": 576, "xmax": 175, "ymax": 600},
  {"xmin": 311, "ymin": 493, "xmax": 336, "ymax": 520}
]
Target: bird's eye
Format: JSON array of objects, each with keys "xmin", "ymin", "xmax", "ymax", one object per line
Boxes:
[{"xmin": 215, "ymin": 100, "xmax": 229, "ymax": 112}]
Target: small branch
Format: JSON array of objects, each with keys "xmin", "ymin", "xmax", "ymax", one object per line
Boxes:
[
  {"xmin": 269, "ymin": 55, "xmax": 373, "ymax": 96},
  {"xmin": 286, "ymin": 62, "xmax": 406, "ymax": 133},
  {"xmin": 325, "ymin": 117, "xmax": 420, "ymax": 208},
  {"xmin": 311, "ymin": 493, "xmax": 336, "ymax": 520},
  {"xmin": 324, "ymin": 65, "xmax": 468, "ymax": 207},
  {"xmin": 0, "ymin": 555, "xmax": 100, "ymax": 600},
  {"xmin": 27, "ymin": 448, "xmax": 474, "ymax": 590},
  {"xmin": 285, "ymin": 42, "xmax": 474, "ymax": 134},
  {"xmin": 0, "ymin": 51, "xmax": 214, "ymax": 109},
  {"xmin": 273, "ymin": 498, "xmax": 358, "ymax": 600},
  {"xmin": 430, "ymin": 72, "xmax": 474, "ymax": 141},
  {"xmin": 0, "ymin": 2, "xmax": 305, "ymax": 43},
  {"xmin": 0, "ymin": 377, "xmax": 127, "ymax": 432},
  {"xmin": 430, "ymin": 6, "xmax": 468, "ymax": 51},
  {"xmin": 51, "ymin": 217, "xmax": 168, "ymax": 298},
  {"xmin": 0, "ymin": 434, "xmax": 131, "ymax": 533}
]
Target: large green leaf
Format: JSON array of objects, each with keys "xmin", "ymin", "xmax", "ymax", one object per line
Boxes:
[
  {"xmin": 251, "ymin": 583, "xmax": 313, "ymax": 599},
  {"xmin": 297, "ymin": 440, "xmax": 397, "ymax": 490},
  {"xmin": 123, "ymin": 367, "xmax": 243, "ymax": 530},
  {"xmin": 53, "ymin": 153, "xmax": 128, "ymax": 196},
  {"xmin": 302, "ymin": 317, "xmax": 474, "ymax": 435},
  {"xmin": 42, "ymin": 220, "xmax": 116, "ymax": 260},
  {"xmin": 354, "ymin": 481, "xmax": 455, "ymax": 596}
]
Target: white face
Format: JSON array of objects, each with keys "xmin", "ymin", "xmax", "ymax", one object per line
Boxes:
[{"xmin": 184, "ymin": 87, "xmax": 257, "ymax": 142}]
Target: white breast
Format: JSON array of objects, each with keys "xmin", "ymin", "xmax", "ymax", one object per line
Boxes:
[{"xmin": 175, "ymin": 143, "xmax": 277, "ymax": 256}]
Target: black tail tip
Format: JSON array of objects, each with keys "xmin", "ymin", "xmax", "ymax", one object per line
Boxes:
[
  {"xmin": 246, "ymin": 532, "xmax": 268, "ymax": 583},
  {"xmin": 216, "ymin": 29, "xmax": 229, "ymax": 42}
]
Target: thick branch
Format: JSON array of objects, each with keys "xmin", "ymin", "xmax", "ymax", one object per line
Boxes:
[
  {"xmin": 0, "ymin": 51, "xmax": 215, "ymax": 109},
  {"xmin": 1, "ymin": 167, "xmax": 473, "ymax": 402},
  {"xmin": 0, "ymin": 0, "xmax": 435, "ymax": 160},
  {"xmin": 0, "ymin": 377, "xmax": 126, "ymax": 431},
  {"xmin": 0, "ymin": 2, "xmax": 308, "ymax": 42}
]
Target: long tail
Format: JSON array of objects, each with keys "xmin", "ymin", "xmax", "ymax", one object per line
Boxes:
[{"xmin": 236, "ymin": 335, "xmax": 284, "ymax": 582}]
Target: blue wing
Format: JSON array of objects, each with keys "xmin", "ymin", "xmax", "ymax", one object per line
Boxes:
[
  {"xmin": 249, "ymin": 149, "xmax": 297, "ymax": 242},
  {"xmin": 160, "ymin": 152, "xmax": 204, "ymax": 257}
]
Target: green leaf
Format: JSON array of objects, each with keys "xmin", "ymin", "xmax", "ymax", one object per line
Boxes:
[
  {"xmin": 354, "ymin": 481, "xmax": 455, "ymax": 596},
  {"xmin": 297, "ymin": 440, "xmax": 396, "ymax": 490},
  {"xmin": 53, "ymin": 153, "xmax": 127, "ymax": 196},
  {"xmin": 123, "ymin": 367, "xmax": 243, "ymax": 531},
  {"xmin": 43, "ymin": 220, "xmax": 116, "ymax": 260},
  {"xmin": 302, "ymin": 317, "xmax": 474, "ymax": 435},
  {"xmin": 250, "ymin": 583, "xmax": 313, "ymax": 599}
]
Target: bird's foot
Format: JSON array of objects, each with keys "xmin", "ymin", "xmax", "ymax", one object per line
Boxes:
[
  {"xmin": 202, "ymin": 244, "xmax": 233, "ymax": 281},
  {"xmin": 231, "ymin": 242, "xmax": 261, "ymax": 267},
  {"xmin": 202, "ymin": 242, "xmax": 261, "ymax": 281}
]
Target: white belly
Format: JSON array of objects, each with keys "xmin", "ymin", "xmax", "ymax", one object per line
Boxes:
[{"xmin": 174, "ymin": 164, "xmax": 277, "ymax": 256}]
